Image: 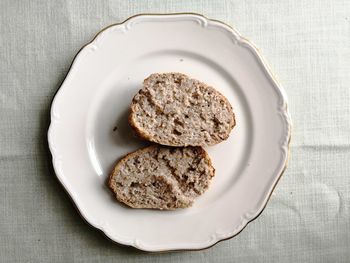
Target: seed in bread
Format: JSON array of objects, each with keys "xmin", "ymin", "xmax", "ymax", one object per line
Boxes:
[
  {"xmin": 108, "ymin": 145, "xmax": 215, "ymax": 210},
  {"xmin": 129, "ymin": 72, "xmax": 235, "ymax": 147}
]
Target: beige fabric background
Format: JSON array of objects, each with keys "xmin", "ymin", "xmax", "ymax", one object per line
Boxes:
[{"xmin": 1, "ymin": 0, "xmax": 349, "ymax": 262}]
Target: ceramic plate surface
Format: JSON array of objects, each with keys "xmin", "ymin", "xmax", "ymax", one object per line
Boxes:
[{"xmin": 48, "ymin": 13, "xmax": 291, "ymax": 251}]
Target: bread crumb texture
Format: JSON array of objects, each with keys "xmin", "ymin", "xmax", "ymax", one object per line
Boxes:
[
  {"xmin": 108, "ymin": 145, "xmax": 215, "ymax": 210},
  {"xmin": 130, "ymin": 73, "xmax": 235, "ymax": 146}
]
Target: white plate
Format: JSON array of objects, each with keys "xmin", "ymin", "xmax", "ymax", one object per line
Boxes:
[{"xmin": 48, "ymin": 13, "xmax": 291, "ymax": 252}]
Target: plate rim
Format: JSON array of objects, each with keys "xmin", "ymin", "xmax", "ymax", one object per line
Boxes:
[{"xmin": 47, "ymin": 12, "xmax": 292, "ymax": 252}]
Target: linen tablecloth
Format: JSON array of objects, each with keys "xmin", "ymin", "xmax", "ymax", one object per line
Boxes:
[{"xmin": 1, "ymin": 1, "xmax": 349, "ymax": 262}]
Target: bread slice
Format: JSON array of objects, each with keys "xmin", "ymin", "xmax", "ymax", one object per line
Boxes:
[
  {"xmin": 129, "ymin": 72, "xmax": 236, "ymax": 147},
  {"xmin": 108, "ymin": 145, "xmax": 215, "ymax": 210}
]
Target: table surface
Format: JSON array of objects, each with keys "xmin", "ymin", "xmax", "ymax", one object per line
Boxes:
[{"xmin": 1, "ymin": 1, "xmax": 349, "ymax": 262}]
